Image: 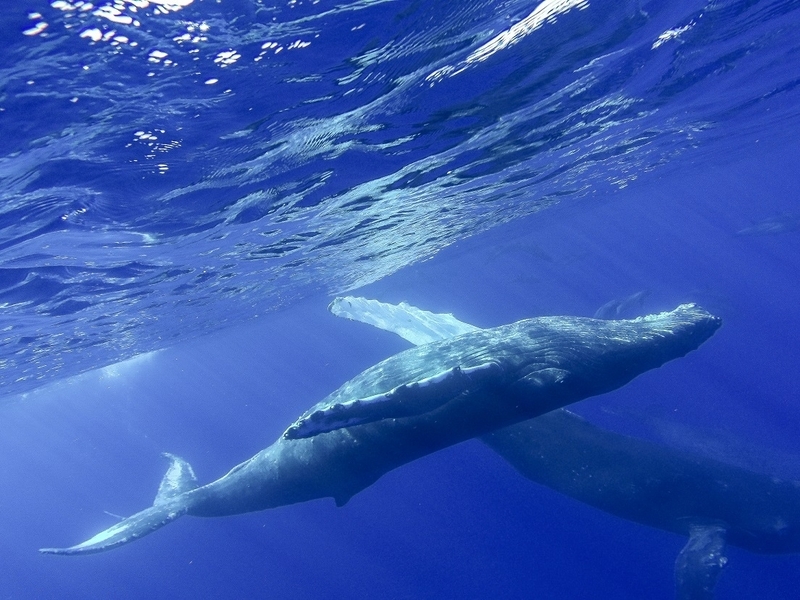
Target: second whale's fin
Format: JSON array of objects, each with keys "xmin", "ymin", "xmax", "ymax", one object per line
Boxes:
[
  {"xmin": 40, "ymin": 453, "xmax": 198, "ymax": 556},
  {"xmin": 329, "ymin": 296, "xmax": 479, "ymax": 346},
  {"xmin": 284, "ymin": 362, "xmax": 501, "ymax": 439},
  {"xmin": 675, "ymin": 524, "xmax": 729, "ymax": 600}
]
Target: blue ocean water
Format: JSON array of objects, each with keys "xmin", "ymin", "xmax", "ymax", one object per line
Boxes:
[{"xmin": 1, "ymin": 0, "xmax": 800, "ymax": 597}]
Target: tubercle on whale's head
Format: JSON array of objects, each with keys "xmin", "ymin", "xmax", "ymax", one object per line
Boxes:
[
  {"xmin": 510, "ymin": 304, "xmax": 721, "ymax": 401},
  {"xmin": 634, "ymin": 303, "xmax": 722, "ymax": 358}
]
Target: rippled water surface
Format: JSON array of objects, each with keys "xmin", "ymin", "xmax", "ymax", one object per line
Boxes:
[{"xmin": 2, "ymin": 0, "xmax": 799, "ymax": 396}]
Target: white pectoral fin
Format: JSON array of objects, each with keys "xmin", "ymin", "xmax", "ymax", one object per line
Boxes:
[
  {"xmin": 329, "ymin": 296, "xmax": 480, "ymax": 346},
  {"xmin": 283, "ymin": 362, "xmax": 501, "ymax": 439}
]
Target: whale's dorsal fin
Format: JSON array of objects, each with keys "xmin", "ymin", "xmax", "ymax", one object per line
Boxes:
[
  {"xmin": 334, "ymin": 494, "xmax": 352, "ymax": 508},
  {"xmin": 284, "ymin": 362, "xmax": 501, "ymax": 439},
  {"xmin": 329, "ymin": 296, "xmax": 479, "ymax": 346}
]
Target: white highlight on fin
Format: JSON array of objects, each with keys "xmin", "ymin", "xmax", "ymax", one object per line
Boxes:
[
  {"xmin": 75, "ymin": 521, "xmax": 130, "ymax": 548},
  {"xmin": 329, "ymin": 296, "xmax": 479, "ymax": 346}
]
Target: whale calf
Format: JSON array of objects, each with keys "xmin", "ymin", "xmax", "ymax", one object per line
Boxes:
[{"xmin": 40, "ymin": 298, "xmax": 719, "ymax": 555}]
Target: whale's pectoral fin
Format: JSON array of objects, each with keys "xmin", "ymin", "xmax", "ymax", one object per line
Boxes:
[
  {"xmin": 329, "ymin": 296, "xmax": 480, "ymax": 346},
  {"xmin": 284, "ymin": 362, "xmax": 502, "ymax": 439},
  {"xmin": 40, "ymin": 453, "xmax": 198, "ymax": 556},
  {"xmin": 674, "ymin": 524, "xmax": 729, "ymax": 600}
]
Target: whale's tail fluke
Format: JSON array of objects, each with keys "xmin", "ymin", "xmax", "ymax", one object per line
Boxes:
[{"xmin": 40, "ymin": 453, "xmax": 198, "ymax": 556}]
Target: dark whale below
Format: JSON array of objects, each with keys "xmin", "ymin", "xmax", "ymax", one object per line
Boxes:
[
  {"xmin": 484, "ymin": 410, "xmax": 800, "ymax": 599},
  {"xmin": 40, "ymin": 299, "xmax": 719, "ymax": 556}
]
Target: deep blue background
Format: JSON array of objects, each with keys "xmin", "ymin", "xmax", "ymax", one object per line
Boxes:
[
  {"xmin": 2, "ymin": 133, "xmax": 799, "ymax": 598},
  {"xmin": 2, "ymin": 0, "xmax": 800, "ymax": 597}
]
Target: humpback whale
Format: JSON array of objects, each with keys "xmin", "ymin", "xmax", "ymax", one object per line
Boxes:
[
  {"xmin": 484, "ymin": 411, "xmax": 800, "ymax": 599},
  {"xmin": 40, "ymin": 298, "xmax": 719, "ymax": 555},
  {"xmin": 332, "ymin": 298, "xmax": 796, "ymax": 600}
]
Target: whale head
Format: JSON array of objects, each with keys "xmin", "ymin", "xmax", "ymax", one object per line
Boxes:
[{"xmin": 505, "ymin": 303, "xmax": 721, "ymax": 407}]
